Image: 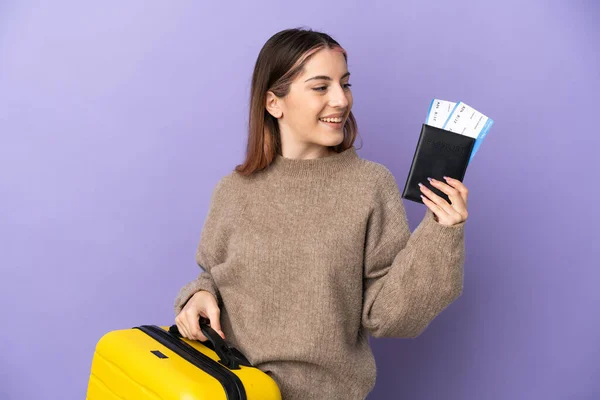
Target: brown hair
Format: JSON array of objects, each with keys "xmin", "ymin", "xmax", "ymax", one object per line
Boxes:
[{"xmin": 234, "ymin": 27, "xmax": 360, "ymax": 176}]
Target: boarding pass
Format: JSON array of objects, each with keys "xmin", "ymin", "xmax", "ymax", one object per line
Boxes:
[{"xmin": 425, "ymin": 99, "xmax": 494, "ymax": 162}]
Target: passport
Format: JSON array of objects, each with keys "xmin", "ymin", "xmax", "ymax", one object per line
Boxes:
[
  {"xmin": 401, "ymin": 123, "xmax": 475, "ymax": 204},
  {"xmin": 401, "ymin": 99, "xmax": 494, "ymax": 205}
]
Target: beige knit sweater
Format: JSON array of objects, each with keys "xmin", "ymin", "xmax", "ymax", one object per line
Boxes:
[{"xmin": 174, "ymin": 146, "xmax": 466, "ymax": 399}]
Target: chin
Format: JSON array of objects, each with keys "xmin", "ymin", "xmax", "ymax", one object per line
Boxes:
[
  {"xmin": 326, "ymin": 131, "xmax": 345, "ymax": 146},
  {"xmin": 319, "ymin": 138, "xmax": 344, "ymax": 149}
]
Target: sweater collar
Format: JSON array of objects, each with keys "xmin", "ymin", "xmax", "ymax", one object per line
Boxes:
[{"xmin": 268, "ymin": 146, "xmax": 359, "ymax": 178}]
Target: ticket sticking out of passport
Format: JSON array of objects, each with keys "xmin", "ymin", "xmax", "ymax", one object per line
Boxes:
[
  {"xmin": 401, "ymin": 99, "xmax": 494, "ymax": 204},
  {"xmin": 425, "ymin": 99, "xmax": 456, "ymax": 129},
  {"xmin": 425, "ymin": 99, "xmax": 494, "ymax": 163}
]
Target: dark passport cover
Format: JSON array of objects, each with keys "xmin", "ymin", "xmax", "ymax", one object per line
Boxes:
[{"xmin": 401, "ymin": 123, "xmax": 475, "ymax": 204}]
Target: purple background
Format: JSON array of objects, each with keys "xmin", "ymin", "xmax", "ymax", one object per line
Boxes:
[{"xmin": 1, "ymin": 1, "xmax": 598, "ymax": 399}]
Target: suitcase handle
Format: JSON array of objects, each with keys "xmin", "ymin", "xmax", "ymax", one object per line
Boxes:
[{"xmin": 168, "ymin": 317, "xmax": 252, "ymax": 370}]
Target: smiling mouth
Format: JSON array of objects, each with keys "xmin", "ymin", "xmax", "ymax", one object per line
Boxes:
[
  {"xmin": 319, "ymin": 117, "xmax": 343, "ymax": 123},
  {"xmin": 318, "ymin": 119, "xmax": 344, "ymax": 130}
]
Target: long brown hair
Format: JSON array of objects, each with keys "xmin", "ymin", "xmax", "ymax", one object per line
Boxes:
[{"xmin": 234, "ymin": 28, "xmax": 360, "ymax": 176}]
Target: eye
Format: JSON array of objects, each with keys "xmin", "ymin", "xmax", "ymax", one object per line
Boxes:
[{"xmin": 312, "ymin": 83, "xmax": 352, "ymax": 92}]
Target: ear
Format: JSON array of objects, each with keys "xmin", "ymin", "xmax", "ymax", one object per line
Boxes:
[{"xmin": 265, "ymin": 91, "xmax": 283, "ymax": 119}]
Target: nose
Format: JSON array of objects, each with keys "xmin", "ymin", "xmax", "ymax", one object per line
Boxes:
[{"xmin": 329, "ymin": 84, "xmax": 350, "ymax": 108}]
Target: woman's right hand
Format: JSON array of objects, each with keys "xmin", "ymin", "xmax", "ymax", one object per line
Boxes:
[{"xmin": 175, "ymin": 290, "xmax": 225, "ymax": 342}]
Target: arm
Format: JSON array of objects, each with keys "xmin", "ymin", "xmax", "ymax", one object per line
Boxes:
[
  {"xmin": 174, "ymin": 271, "xmax": 220, "ymax": 316},
  {"xmin": 361, "ymin": 168, "xmax": 466, "ymax": 338},
  {"xmin": 173, "ymin": 175, "xmax": 232, "ymax": 315}
]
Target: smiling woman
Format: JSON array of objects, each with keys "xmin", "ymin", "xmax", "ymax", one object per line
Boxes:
[
  {"xmin": 266, "ymin": 49, "xmax": 352, "ymax": 156},
  {"xmin": 173, "ymin": 27, "xmax": 467, "ymax": 400},
  {"xmin": 235, "ymin": 28, "xmax": 359, "ymax": 174}
]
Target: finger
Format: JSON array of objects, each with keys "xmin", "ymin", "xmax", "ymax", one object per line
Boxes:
[
  {"xmin": 176, "ymin": 320, "xmax": 191, "ymax": 340},
  {"xmin": 420, "ymin": 194, "xmax": 445, "ymax": 220},
  {"xmin": 187, "ymin": 310, "xmax": 208, "ymax": 341},
  {"xmin": 428, "ymin": 178, "xmax": 466, "ymax": 211},
  {"xmin": 419, "ymin": 182, "xmax": 453, "ymax": 215},
  {"xmin": 421, "ymin": 182, "xmax": 465, "ymax": 224},
  {"xmin": 195, "ymin": 329, "xmax": 209, "ymax": 342},
  {"xmin": 206, "ymin": 306, "xmax": 225, "ymax": 340},
  {"xmin": 177, "ymin": 323, "xmax": 192, "ymax": 339},
  {"xmin": 442, "ymin": 176, "xmax": 468, "ymax": 204},
  {"xmin": 422, "ymin": 195, "xmax": 465, "ymax": 226}
]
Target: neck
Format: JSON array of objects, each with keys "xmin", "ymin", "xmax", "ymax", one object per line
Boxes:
[
  {"xmin": 267, "ymin": 146, "xmax": 359, "ymax": 179},
  {"xmin": 280, "ymin": 145, "xmax": 335, "ymax": 160}
]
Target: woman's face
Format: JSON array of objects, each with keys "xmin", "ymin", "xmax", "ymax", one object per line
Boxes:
[{"xmin": 266, "ymin": 48, "xmax": 353, "ymax": 158}]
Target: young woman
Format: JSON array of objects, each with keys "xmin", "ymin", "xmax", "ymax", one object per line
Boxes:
[{"xmin": 174, "ymin": 28, "xmax": 469, "ymax": 400}]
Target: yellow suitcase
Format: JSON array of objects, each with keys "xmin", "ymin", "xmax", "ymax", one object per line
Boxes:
[{"xmin": 86, "ymin": 318, "xmax": 281, "ymax": 400}]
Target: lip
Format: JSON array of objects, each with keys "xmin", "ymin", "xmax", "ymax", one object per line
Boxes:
[
  {"xmin": 319, "ymin": 119, "xmax": 344, "ymax": 130},
  {"xmin": 319, "ymin": 113, "xmax": 345, "ymax": 119}
]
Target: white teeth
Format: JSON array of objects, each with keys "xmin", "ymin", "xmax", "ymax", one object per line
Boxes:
[{"xmin": 319, "ymin": 117, "xmax": 342, "ymax": 123}]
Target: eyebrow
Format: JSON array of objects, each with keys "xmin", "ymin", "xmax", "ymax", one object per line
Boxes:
[{"xmin": 304, "ymin": 72, "xmax": 351, "ymax": 83}]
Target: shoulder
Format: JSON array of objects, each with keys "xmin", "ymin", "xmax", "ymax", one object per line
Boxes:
[
  {"xmin": 208, "ymin": 171, "xmax": 237, "ymax": 200},
  {"xmin": 210, "ymin": 169, "xmax": 257, "ymax": 198}
]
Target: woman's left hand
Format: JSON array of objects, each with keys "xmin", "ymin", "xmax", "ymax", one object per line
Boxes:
[{"xmin": 419, "ymin": 176, "xmax": 469, "ymax": 226}]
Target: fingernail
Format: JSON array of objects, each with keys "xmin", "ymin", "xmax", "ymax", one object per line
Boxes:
[
  {"xmin": 443, "ymin": 176, "xmax": 449, "ymax": 180},
  {"xmin": 427, "ymin": 177, "xmax": 433, "ymax": 182}
]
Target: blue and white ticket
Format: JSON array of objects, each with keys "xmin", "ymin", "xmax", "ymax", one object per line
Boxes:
[
  {"xmin": 425, "ymin": 99, "xmax": 456, "ymax": 128},
  {"xmin": 425, "ymin": 99, "xmax": 494, "ymax": 163},
  {"xmin": 442, "ymin": 101, "xmax": 494, "ymax": 162}
]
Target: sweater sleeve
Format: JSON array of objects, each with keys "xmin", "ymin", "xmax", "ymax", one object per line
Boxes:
[
  {"xmin": 361, "ymin": 168, "xmax": 466, "ymax": 338},
  {"xmin": 173, "ymin": 176, "xmax": 231, "ymax": 316}
]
